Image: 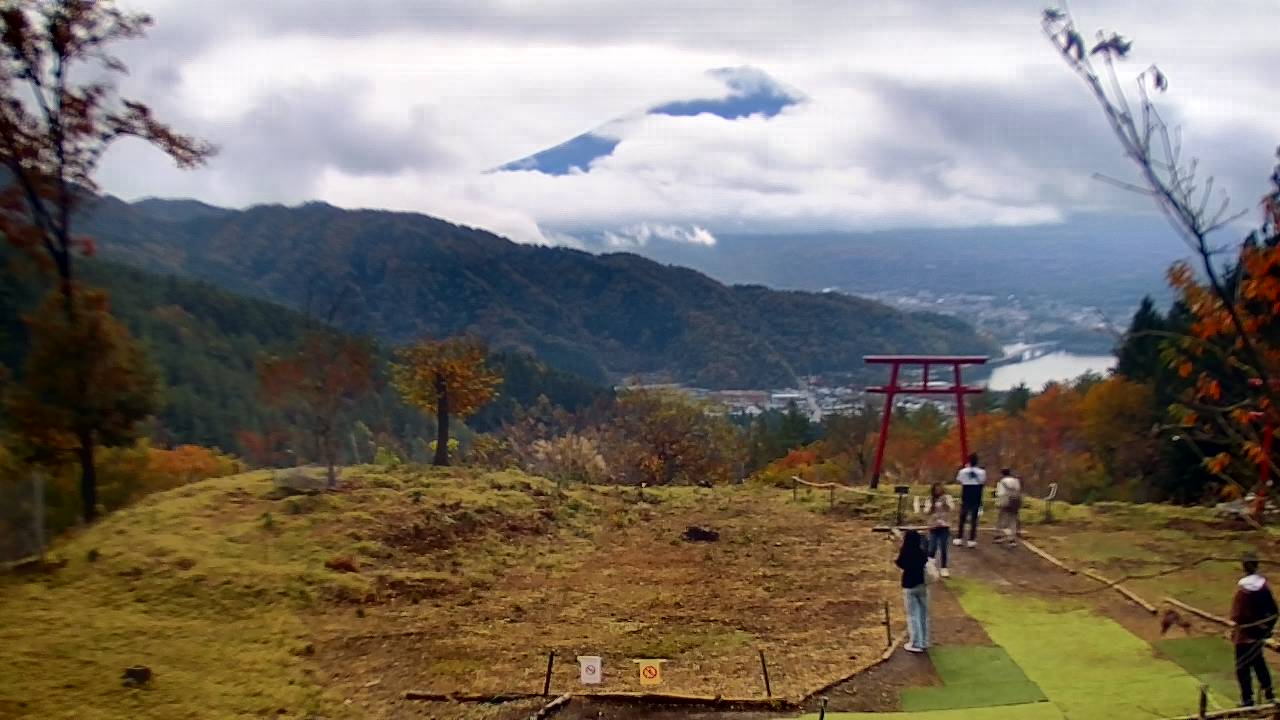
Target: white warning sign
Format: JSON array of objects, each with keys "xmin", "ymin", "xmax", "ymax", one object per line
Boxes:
[{"xmin": 578, "ymin": 655, "xmax": 602, "ymax": 685}]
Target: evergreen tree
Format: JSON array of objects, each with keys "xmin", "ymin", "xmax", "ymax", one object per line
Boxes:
[{"xmin": 1115, "ymin": 296, "xmax": 1169, "ymax": 383}]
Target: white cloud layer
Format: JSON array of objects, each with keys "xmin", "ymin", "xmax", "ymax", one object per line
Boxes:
[{"xmin": 94, "ymin": 0, "xmax": 1279, "ymax": 244}]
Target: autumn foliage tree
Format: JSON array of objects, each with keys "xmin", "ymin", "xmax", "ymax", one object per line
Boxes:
[
  {"xmin": 606, "ymin": 389, "xmax": 743, "ymax": 486},
  {"xmin": 0, "ymin": 1, "xmax": 211, "ymax": 523},
  {"xmin": 0, "ymin": 0, "xmax": 213, "ymax": 300},
  {"xmin": 391, "ymin": 337, "xmax": 501, "ymax": 466},
  {"xmin": 6, "ymin": 289, "xmax": 157, "ymax": 521},
  {"xmin": 258, "ymin": 332, "xmax": 374, "ymax": 487},
  {"xmin": 1046, "ymin": 6, "xmax": 1280, "ymax": 509}
]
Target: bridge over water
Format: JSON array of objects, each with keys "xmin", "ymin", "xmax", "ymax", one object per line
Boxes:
[{"xmin": 991, "ymin": 341, "xmax": 1058, "ymax": 366}]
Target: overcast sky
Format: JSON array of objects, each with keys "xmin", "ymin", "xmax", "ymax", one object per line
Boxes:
[{"xmin": 95, "ymin": 0, "xmax": 1278, "ymax": 245}]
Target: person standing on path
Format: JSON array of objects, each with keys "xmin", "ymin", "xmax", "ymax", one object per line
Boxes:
[
  {"xmin": 926, "ymin": 483, "xmax": 954, "ymax": 577},
  {"xmin": 953, "ymin": 454, "xmax": 987, "ymax": 548},
  {"xmin": 1231, "ymin": 553, "xmax": 1278, "ymax": 708},
  {"xmin": 895, "ymin": 529, "xmax": 930, "ymax": 653},
  {"xmin": 994, "ymin": 468, "xmax": 1022, "ymax": 547}
]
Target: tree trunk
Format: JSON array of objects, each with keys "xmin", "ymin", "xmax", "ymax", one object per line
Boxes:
[
  {"xmin": 321, "ymin": 428, "xmax": 337, "ymax": 489},
  {"xmin": 433, "ymin": 372, "xmax": 450, "ymax": 466},
  {"xmin": 77, "ymin": 430, "xmax": 98, "ymax": 523}
]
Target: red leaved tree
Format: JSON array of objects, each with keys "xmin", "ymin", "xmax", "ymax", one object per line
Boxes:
[
  {"xmin": 1, "ymin": 1, "xmax": 212, "ymax": 523},
  {"xmin": 258, "ymin": 332, "xmax": 375, "ymax": 487},
  {"xmin": 0, "ymin": 0, "xmax": 214, "ymax": 303}
]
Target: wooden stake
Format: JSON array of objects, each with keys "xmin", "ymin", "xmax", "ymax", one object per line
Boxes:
[
  {"xmin": 758, "ymin": 649, "xmax": 772, "ymax": 698},
  {"xmin": 543, "ymin": 651, "xmax": 555, "ymax": 696},
  {"xmin": 884, "ymin": 600, "xmax": 892, "ymax": 647},
  {"xmin": 829, "ymin": 485, "xmax": 835, "ymax": 509},
  {"xmin": 793, "ymin": 476, "xmax": 798, "ymax": 501},
  {"xmin": 818, "ymin": 696, "xmax": 828, "ymax": 720},
  {"xmin": 1198, "ymin": 684, "xmax": 1208, "ymax": 719}
]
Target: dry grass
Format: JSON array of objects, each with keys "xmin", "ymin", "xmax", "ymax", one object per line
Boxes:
[{"xmin": 0, "ymin": 467, "xmax": 897, "ymax": 720}]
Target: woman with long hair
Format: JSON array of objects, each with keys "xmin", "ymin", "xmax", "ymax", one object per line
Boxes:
[
  {"xmin": 895, "ymin": 529, "xmax": 930, "ymax": 653},
  {"xmin": 926, "ymin": 483, "xmax": 954, "ymax": 577}
]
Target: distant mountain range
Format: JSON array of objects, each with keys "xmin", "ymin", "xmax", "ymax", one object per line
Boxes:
[
  {"xmin": 575, "ymin": 214, "xmax": 1193, "ymax": 347},
  {"xmin": 596, "ymin": 215, "xmax": 1189, "ymax": 307},
  {"xmin": 73, "ymin": 195, "xmax": 997, "ymax": 389}
]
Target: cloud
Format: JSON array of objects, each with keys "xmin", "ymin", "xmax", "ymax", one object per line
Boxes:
[
  {"xmin": 89, "ymin": 0, "xmax": 1278, "ymax": 243},
  {"xmin": 602, "ymin": 223, "xmax": 718, "ymax": 248}
]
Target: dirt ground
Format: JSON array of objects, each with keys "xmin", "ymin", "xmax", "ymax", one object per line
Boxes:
[{"xmin": 305, "ymin": 481, "xmax": 900, "ymax": 719}]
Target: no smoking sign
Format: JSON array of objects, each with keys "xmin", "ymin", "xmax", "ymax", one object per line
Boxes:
[
  {"xmin": 577, "ymin": 655, "xmax": 602, "ymax": 685},
  {"xmin": 633, "ymin": 659, "xmax": 665, "ymax": 686}
]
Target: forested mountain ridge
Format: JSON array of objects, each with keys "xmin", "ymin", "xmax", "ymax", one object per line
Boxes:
[
  {"xmin": 79, "ymin": 197, "xmax": 998, "ymax": 388},
  {"xmin": 0, "ymin": 252, "xmax": 609, "ymax": 454}
]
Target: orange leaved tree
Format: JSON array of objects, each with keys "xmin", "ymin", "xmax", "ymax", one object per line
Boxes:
[
  {"xmin": 1046, "ymin": 6, "xmax": 1280, "ymax": 509},
  {"xmin": 391, "ymin": 337, "xmax": 501, "ymax": 466}
]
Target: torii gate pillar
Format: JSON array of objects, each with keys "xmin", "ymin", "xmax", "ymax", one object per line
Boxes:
[{"xmin": 864, "ymin": 355, "xmax": 989, "ymax": 488}]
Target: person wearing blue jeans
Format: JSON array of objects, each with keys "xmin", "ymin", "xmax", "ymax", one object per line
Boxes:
[
  {"xmin": 896, "ymin": 529, "xmax": 930, "ymax": 652},
  {"xmin": 926, "ymin": 483, "xmax": 954, "ymax": 578}
]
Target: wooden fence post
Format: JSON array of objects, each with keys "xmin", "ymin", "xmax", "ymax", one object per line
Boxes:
[
  {"xmin": 818, "ymin": 696, "xmax": 828, "ymax": 720},
  {"xmin": 884, "ymin": 600, "xmax": 892, "ymax": 646},
  {"xmin": 758, "ymin": 649, "xmax": 772, "ymax": 698},
  {"xmin": 1198, "ymin": 683, "xmax": 1207, "ymax": 719},
  {"xmin": 543, "ymin": 651, "xmax": 555, "ymax": 696}
]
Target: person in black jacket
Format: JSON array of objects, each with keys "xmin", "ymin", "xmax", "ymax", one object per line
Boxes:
[
  {"xmin": 1232, "ymin": 553, "xmax": 1278, "ymax": 707},
  {"xmin": 895, "ymin": 529, "xmax": 930, "ymax": 653}
]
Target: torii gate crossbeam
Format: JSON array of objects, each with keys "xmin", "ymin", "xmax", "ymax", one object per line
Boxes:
[{"xmin": 864, "ymin": 355, "xmax": 988, "ymax": 488}]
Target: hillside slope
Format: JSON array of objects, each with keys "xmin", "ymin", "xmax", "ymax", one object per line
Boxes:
[
  {"xmin": 0, "ymin": 468, "xmax": 896, "ymax": 719},
  {"xmin": 80, "ymin": 197, "xmax": 998, "ymax": 388}
]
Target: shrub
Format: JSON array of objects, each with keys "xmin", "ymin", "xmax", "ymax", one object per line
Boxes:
[{"xmin": 530, "ymin": 434, "xmax": 609, "ymax": 485}]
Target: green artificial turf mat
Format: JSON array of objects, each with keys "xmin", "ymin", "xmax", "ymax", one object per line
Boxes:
[
  {"xmin": 901, "ymin": 645, "xmax": 1046, "ymax": 711},
  {"xmin": 950, "ymin": 579, "xmax": 1218, "ymax": 719},
  {"xmin": 1154, "ymin": 636, "xmax": 1243, "ymax": 702},
  {"xmin": 800, "ymin": 700, "xmax": 1066, "ymax": 720}
]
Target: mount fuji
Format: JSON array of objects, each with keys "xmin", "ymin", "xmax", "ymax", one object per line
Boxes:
[{"xmin": 494, "ymin": 66, "xmax": 803, "ymax": 176}]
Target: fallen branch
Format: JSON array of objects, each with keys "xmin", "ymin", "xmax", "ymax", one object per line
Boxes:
[
  {"xmin": 1021, "ymin": 540, "xmax": 1078, "ymax": 575},
  {"xmin": 528, "ymin": 693, "xmax": 571, "ymax": 720},
  {"xmin": 575, "ymin": 692, "xmax": 797, "ymax": 709},
  {"xmin": 1081, "ymin": 568, "xmax": 1159, "ymax": 614},
  {"xmin": 404, "ymin": 691, "xmax": 543, "ymax": 703}
]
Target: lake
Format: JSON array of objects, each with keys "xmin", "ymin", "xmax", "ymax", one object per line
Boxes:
[{"xmin": 985, "ymin": 351, "xmax": 1115, "ymax": 391}]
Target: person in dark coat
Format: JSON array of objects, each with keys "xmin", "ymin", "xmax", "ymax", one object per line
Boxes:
[
  {"xmin": 1231, "ymin": 553, "xmax": 1278, "ymax": 707},
  {"xmin": 895, "ymin": 529, "xmax": 930, "ymax": 653}
]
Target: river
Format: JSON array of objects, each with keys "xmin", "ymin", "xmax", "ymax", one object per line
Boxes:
[{"xmin": 985, "ymin": 351, "xmax": 1116, "ymax": 391}]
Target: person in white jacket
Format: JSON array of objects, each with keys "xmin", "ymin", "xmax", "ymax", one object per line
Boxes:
[
  {"xmin": 994, "ymin": 468, "xmax": 1022, "ymax": 546},
  {"xmin": 953, "ymin": 454, "xmax": 987, "ymax": 548}
]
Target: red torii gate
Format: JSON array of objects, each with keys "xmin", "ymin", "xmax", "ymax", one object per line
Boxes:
[{"xmin": 864, "ymin": 355, "xmax": 989, "ymax": 488}]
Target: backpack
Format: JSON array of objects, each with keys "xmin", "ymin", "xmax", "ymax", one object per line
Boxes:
[{"xmin": 998, "ymin": 477, "xmax": 1022, "ymax": 511}]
